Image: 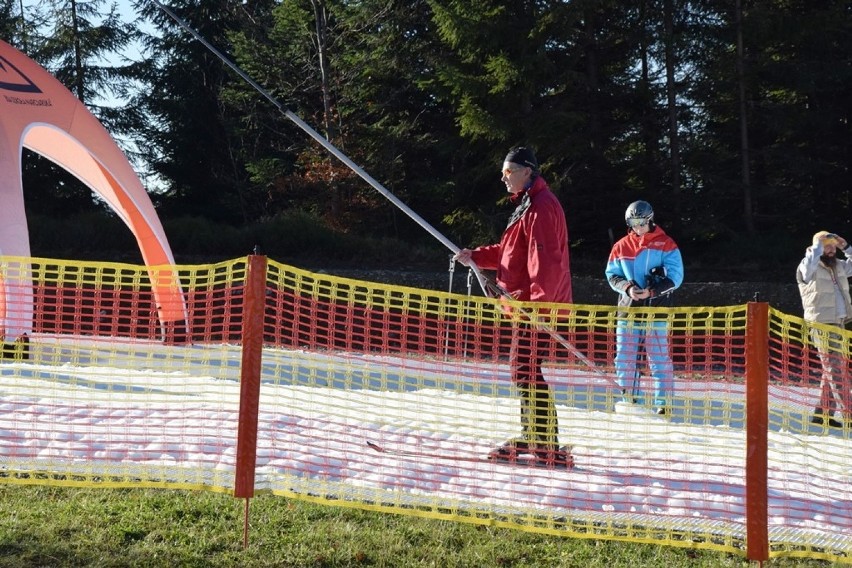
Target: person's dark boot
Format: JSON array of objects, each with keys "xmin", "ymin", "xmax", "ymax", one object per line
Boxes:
[
  {"xmin": 811, "ymin": 411, "xmax": 843, "ymax": 429},
  {"xmin": 487, "ymin": 438, "xmax": 530, "ymax": 463}
]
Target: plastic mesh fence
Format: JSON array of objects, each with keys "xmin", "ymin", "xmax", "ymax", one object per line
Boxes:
[
  {"xmin": 0, "ymin": 255, "xmax": 848, "ymax": 563},
  {"xmin": 0, "ymin": 257, "xmax": 247, "ymax": 491}
]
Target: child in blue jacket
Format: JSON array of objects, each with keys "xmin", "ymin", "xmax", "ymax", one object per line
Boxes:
[{"xmin": 605, "ymin": 200, "xmax": 684, "ymax": 414}]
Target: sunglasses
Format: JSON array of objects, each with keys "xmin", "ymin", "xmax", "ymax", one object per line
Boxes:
[
  {"xmin": 502, "ymin": 167, "xmax": 525, "ymax": 177},
  {"xmin": 627, "ymin": 218, "xmax": 650, "ymax": 228}
]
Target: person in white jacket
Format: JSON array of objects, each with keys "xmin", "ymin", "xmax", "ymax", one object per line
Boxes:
[{"xmin": 796, "ymin": 231, "xmax": 852, "ymax": 429}]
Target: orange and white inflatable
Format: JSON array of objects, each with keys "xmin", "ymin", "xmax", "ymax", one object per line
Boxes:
[{"xmin": 0, "ymin": 40, "xmax": 184, "ymax": 337}]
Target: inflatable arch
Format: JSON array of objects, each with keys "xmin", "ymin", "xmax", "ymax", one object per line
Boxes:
[{"xmin": 0, "ymin": 39, "xmax": 185, "ymax": 338}]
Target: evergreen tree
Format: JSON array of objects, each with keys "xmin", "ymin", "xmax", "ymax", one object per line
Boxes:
[
  {"xmin": 131, "ymin": 0, "xmax": 257, "ymax": 224},
  {"xmin": 685, "ymin": 0, "xmax": 852, "ymax": 248},
  {"xmin": 337, "ymin": 0, "xmax": 464, "ymax": 244},
  {"xmin": 619, "ymin": 1, "xmax": 719, "ymax": 235},
  {"xmin": 225, "ymin": 0, "xmax": 462, "ymax": 246},
  {"xmin": 1, "ymin": 0, "xmax": 21, "ymax": 43},
  {"xmin": 7, "ymin": 0, "xmax": 849, "ymax": 274},
  {"xmin": 225, "ymin": 0, "xmax": 354, "ymax": 225},
  {"xmin": 35, "ymin": 0, "xmax": 137, "ymax": 130},
  {"xmin": 10, "ymin": 0, "xmax": 138, "ymax": 216},
  {"xmin": 1, "ymin": 0, "xmax": 45, "ymax": 51},
  {"xmin": 747, "ymin": 0, "xmax": 852, "ymax": 234},
  {"xmin": 426, "ymin": 1, "xmax": 651, "ymax": 260}
]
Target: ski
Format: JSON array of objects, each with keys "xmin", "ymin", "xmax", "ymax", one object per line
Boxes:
[
  {"xmin": 366, "ymin": 440, "xmax": 575, "ymax": 470},
  {"xmin": 366, "ymin": 441, "xmax": 488, "ymax": 464}
]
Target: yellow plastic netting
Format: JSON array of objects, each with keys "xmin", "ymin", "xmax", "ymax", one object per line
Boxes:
[{"xmin": 0, "ymin": 255, "xmax": 848, "ymax": 563}]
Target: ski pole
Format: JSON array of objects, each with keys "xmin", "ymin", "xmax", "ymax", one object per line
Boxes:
[
  {"xmin": 461, "ymin": 267, "xmax": 474, "ymax": 358},
  {"xmin": 632, "ymin": 341, "xmax": 644, "ymax": 402},
  {"xmin": 444, "ymin": 255, "xmax": 456, "ymax": 359}
]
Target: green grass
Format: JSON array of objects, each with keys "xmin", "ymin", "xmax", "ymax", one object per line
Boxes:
[{"xmin": 0, "ymin": 486, "xmax": 842, "ymax": 567}]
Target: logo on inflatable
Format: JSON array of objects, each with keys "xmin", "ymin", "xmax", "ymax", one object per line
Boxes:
[{"xmin": 0, "ymin": 55, "xmax": 42, "ymax": 94}]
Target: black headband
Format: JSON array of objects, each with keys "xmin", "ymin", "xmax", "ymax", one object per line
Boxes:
[{"xmin": 505, "ymin": 146, "xmax": 538, "ymax": 170}]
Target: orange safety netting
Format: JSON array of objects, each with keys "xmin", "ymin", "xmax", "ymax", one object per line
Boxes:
[{"xmin": 0, "ymin": 255, "xmax": 849, "ymax": 564}]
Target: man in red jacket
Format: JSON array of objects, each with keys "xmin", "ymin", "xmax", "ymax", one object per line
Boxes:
[{"xmin": 455, "ymin": 146, "xmax": 573, "ymax": 467}]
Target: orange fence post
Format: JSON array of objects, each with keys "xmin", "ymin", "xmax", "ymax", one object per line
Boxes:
[
  {"xmin": 745, "ymin": 301, "xmax": 769, "ymax": 563},
  {"xmin": 234, "ymin": 254, "xmax": 267, "ymax": 498}
]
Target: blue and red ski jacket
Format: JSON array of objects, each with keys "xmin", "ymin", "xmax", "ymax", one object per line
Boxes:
[{"xmin": 605, "ymin": 226, "xmax": 684, "ymax": 307}]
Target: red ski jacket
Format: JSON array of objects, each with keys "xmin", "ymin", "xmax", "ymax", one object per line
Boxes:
[{"xmin": 470, "ymin": 176, "xmax": 573, "ymax": 304}]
